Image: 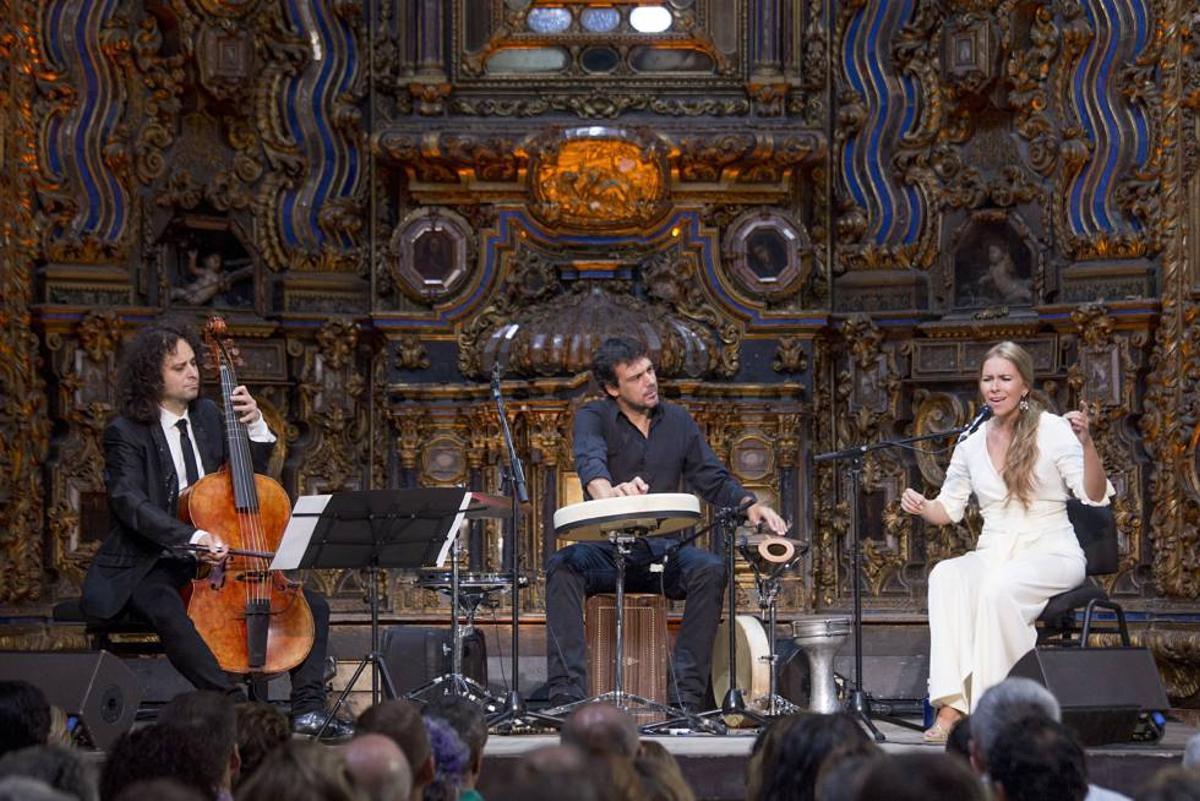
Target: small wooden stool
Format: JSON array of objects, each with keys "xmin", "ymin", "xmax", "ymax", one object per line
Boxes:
[{"xmin": 585, "ymin": 593, "xmax": 669, "ymax": 715}]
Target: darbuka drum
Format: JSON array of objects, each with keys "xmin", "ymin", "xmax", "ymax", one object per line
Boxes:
[
  {"xmin": 790, "ymin": 616, "xmax": 851, "ymax": 714},
  {"xmin": 553, "ymin": 493, "xmax": 701, "ymax": 541}
]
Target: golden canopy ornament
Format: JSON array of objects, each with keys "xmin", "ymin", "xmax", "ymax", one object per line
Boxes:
[{"xmin": 529, "ymin": 127, "xmax": 670, "ymax": 230}]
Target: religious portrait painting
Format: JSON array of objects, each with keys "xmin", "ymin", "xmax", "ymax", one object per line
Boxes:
[
  {"xmin": 722, "ymin": 210, "xmax": 812, "ymax": 302},
  {"xmin": 1081, "ymin": 348, "xmax": 1122, "ymax": 406},
  {"xmin": 390, "ymin": 208, "xmax": 474, "ymax": 302}
]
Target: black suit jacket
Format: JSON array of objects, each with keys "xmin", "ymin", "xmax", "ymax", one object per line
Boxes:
[{"xmin": 81, "ymin": 398, "xmax": 275, "ymax": 620}]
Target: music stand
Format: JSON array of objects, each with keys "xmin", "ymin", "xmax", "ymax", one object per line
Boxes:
[{"xmin": 270, "ymin": 487, "xmax": 477, "ymax": 739}]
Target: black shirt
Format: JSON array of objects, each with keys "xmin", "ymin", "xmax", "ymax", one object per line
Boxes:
[{"xmin": 573, "ymin": 398, "xmax": 752, "ymax": 510}]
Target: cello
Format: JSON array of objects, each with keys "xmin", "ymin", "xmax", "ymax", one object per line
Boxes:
[{"xmin": 178, "ymin": 317, "xmax": 314, "ymax": 676}]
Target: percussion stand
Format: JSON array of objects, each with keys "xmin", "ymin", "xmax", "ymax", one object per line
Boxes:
[
  {"xmin": 406, "ymin": 530, "xmax": 502, "ymax": 709},
  {"xmin": 695, "ymin": 503, "xmax": 767, "ymax": 729},
  {"xmin": 488, "ymin": 366, "xmax": 561, "ymax": 732},
  {"xmin": 814, "ymin": 427, "xmax": 970, "ymax": 742},
  {"xmin": 555, "ymin": 529, "xmax": 720, "ymax": 735},
  {"xmin": 739, "ymin": 543, "xmax": 805, "ymax": 717}
]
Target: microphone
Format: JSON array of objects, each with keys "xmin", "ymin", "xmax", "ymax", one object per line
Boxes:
[
  {"xmin": 491, "ymin": 360, "xmax": 502, "ymax": 397},
  {"xmin": 957, "ymin": 405, "xmax": 993, "ymax": 442}
]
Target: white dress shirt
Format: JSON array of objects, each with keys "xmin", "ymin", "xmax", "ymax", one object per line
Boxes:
[{"xmin": 158, "ymin": 405, "xmax": 276, "ymax": 544}]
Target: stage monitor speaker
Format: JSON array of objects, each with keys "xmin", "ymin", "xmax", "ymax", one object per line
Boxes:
[
  {"xmin": 1008, "ymin": 647, "xmax": 1169, "ymax": 746},
  {"xmin": 380, "ymin": 627, "xmax": 488, "ymax": 696},
  {"xmin": 0, "ymin": 650, "xmax": 141, "ymax": 749}
]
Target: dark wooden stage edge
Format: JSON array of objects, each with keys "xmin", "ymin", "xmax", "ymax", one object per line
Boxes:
[{"xmin": 476, "ymin": 720, "xmax": 1197, "ymax": 801}]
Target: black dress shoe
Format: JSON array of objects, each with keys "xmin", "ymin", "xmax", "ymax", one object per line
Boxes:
[
  {"xmin": 669, "ymin": 700, "xmax": 702, "ymax": 715},
  {"xmin": 292, "ymin": 710, "xmax": 355, "ymax": 740},
  {"xmin": 547, "ymin": 694, "xmax": 583, "ymax": 711}
]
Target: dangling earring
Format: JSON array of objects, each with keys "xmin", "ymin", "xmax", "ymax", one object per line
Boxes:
[{"xmin": 1019, "ymin": 395, "xmax": 1030, "ymax": 412}]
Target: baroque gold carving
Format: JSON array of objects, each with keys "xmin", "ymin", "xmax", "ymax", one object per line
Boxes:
[
  {"xmin": 530, "ymin": 133, "xmax": 669, "ymax": 230},
  {"xmin": 1141, "ymin": 3, "xmax": 1198, "ymax": 599},
  {"xmin": 295, "ymin": 320, "xmax": 367, "ymax": 493}
]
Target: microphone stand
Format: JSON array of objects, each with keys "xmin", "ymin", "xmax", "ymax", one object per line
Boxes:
[
  {"xmin": 488, "ymin": 365, "xmax": 560, "ymax": 732},
  {"xmin": 813, "ymin": 421, "xmax": 977, "ymax": 742}
]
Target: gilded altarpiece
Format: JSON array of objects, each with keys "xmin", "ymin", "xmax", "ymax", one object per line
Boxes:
[{"xmin": 2, "ymin": 0, "xmax": 1200, "ymax": 699}]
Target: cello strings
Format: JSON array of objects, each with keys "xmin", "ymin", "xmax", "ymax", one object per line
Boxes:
[{"xmin": 223, "ymin": 361, "xmax": 260, "ymax": 606}]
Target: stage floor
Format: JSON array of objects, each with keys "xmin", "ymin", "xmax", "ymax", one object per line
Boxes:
[{"xmin": 477, "ymin": 717, "xmax": 1197, "ymax": 801}]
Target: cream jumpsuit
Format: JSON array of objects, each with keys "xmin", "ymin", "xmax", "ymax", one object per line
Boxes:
[{"xmin": 927, "ymin": 411, "xmax": 1114, "ymax": 713}]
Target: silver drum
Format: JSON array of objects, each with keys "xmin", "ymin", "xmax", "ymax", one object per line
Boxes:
[{"xmin": 790, "ymin": 617, "xmax": 851, "ymax": 714}]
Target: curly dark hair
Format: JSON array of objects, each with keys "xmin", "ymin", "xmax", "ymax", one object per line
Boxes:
[
  {"xmin": 234, "ymin": 702, "xmax": 290, "ymax": 789},
  {"xmin": 591, "ymin": 337, "xmax": 649, "ymax": 392},
  {"xmin": 118, "ymin": 320, "xmax": 202, "ymax": 424},
  {"xmin": 757, "ymin": 712, "xmax": 870, "ymax": 801},
  {"xmin": 100, "ymin": 725, "xmax": 221, "ymax": 801}
]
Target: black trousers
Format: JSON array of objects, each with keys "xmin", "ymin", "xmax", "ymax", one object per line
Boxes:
[
  {"xmin": 545, "ymin": 540, "xmax": 725, "ymax": 706},
  {"xmin": 126, "ymin": 558, "xmax": 331, "ymax": 716}
]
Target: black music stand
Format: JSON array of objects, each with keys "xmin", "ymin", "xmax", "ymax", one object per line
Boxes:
[{"xmin": 270, "ymin": 487, "xmax": 476, "ymax": 739}]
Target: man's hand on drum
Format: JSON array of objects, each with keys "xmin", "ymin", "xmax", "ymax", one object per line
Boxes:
[
  {"xmin": 586, "ymin": 476, "xmax": 649, "ymax": 499},
  {"xmin": 747, "ymin": 502, "xmax": 789, "ymax": 536},
  {"xmin": 612, "ymin": 476, "xmax": 649, "ymax": 496}
]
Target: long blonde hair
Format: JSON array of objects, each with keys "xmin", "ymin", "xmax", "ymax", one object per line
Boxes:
[{"xmin": 983, "ymin": 341, "xmax": 1042, "ymax": 508}]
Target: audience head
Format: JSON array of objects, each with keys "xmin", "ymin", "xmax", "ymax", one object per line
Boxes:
[
  {"xmin": 158, "ymin": 690, "xmax": 240, "ymax": 792},
  {"xmin": 747, "ymin": 714, "xmax": 801, "ymax": 801},
  {"xmin": 987, "ymin": 714, "xmax": 1087, "ymax": 801},
  {"xmin": 633, "ymin": 744, "xmax": 694, "ymax": 801},
  {"xmin": 490, "ymin": 778, "xmax": 599, "ymax": 801},
  {"xmin": 813, "ymin": 739, "xmax": 883, "ymax": 801},
  {"xmin": 854, "ymin": 753, "xmax": 985, "ymax": 801},
  {"xmin": 0, "ymin": 776, "xmax": 75, "ymax": 801},
  {"xmin": 101, "ymin": 724, "xmax": 222, "ymax": 801},
  {"xmin": 342, "ymin": 734, "xmax": 411, "ymax": 801},
  {"xmin": 422, "ymin": 716, "xmax": 471, "ymax": 801},
  {"xmin": 0, "ymin": 744, "xmax": 97, "ymax": 801},
  {"xmin": 514, "ymin": 745, "xmax": 619, "ymax": 801},
  {"xmin": 234, "ymin": 702, "xmax": 290, "ymax": 789},
  {"xmin": 423, "ymin": 695, "xmax": 488, "ymax": 787},
  {"xmin": 235, "ymin": 740, "xmax": 364, "ymax": 801},
  {"xmin": 0, "ymin": 681, "xmax": 51, "ymax": 756},
  {"xmin": 758, "ymin": 712, "xmax": 870, "ymax": 801},
  {"xmin": 1184, "ymin": 733, "xmax": 1200, "ymax": 771},
  {"xmin": 969, "ymin": 678, "xmax": 1060, "ymax": 773},
  {"xmin": 561, "ymin": 702, "xmax": 640, "ymax": 760},
  {"xmin": 356, "ymin": 700, "xmax": 433, "ymax": 796},
  {"xmin": 944, "ymin": 715, "xmax": 971, "ymax": 764},
  {"xmin": 1138, "ymin": 768, "xmax": 1200, "ymax": 801},
  {"xmin": 112, "ymin": 779, "xmax": 208, "ymax": 801}
]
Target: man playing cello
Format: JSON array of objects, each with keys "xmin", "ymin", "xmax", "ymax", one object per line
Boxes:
[
  {"xmin": 80, "ymin": 321, "xmax": 351, "ymax": 738},
  {"xmin": 545, "ymin": 337, "xmax": 788, "ymax": 712}
]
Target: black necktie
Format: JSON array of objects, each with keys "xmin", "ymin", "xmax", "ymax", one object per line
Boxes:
[{"xmin": 176, "ymin": 419, "xmax": 201, "ymax": 486}]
